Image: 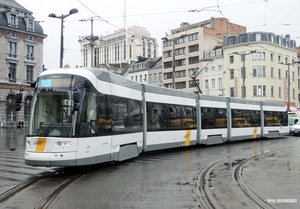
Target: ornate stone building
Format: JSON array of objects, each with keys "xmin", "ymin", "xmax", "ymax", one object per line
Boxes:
[{"xmin": 0, "ymin": 0, "xmax": 46, "ymax": 127}]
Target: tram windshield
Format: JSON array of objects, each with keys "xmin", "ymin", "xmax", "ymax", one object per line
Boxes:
[{"xmin": 28, "ymin": 74, "xmax": 89, "ymax": 137}]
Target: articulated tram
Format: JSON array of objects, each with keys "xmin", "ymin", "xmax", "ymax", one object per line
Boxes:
[{"xmin": 24, "ymin": 68, "xmax": 289, "ymax": 167}]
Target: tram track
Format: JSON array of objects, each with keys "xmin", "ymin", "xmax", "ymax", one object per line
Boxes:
[
  {"xmin": 195, "ymin": 145, "xmax": 296, "ymax": 209},
  {"xmin": 0, "ymin": 167, "xmax": 86, "ymax": 209}
]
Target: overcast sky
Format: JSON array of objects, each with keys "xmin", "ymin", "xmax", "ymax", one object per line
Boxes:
[{"xmin": 16, "ymin": 0, "xmax": 300, "ymax": 69}]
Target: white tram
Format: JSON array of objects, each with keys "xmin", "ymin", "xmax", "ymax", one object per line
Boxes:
[{"xmin": 24, "ymin": 68, "xmax": 289, "ymax": 167}]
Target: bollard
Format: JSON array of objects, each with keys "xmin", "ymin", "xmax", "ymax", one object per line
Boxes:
[{"xmin": 10, "ymin": 140, "xmax": 16, "ymax": 151}]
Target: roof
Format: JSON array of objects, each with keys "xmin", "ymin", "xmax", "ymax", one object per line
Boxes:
[{"xmin": 0, "ymin": 0, "xmax": 29, "ymax": 12}]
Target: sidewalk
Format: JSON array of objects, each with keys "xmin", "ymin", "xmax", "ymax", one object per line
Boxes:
[{"xmin": 0, "ymin": 127, "xmax": 27, "ymax": 152}]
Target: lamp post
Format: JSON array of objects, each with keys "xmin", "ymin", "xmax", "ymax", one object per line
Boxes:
[
  {"xmin": 49, "ymin": 8, "xmax": 78, "ymax": 68},
  {"xmin": 279, "ymin": 60, "xmax": 300, "ymax": 111},
  {"xmin": 79, "ymin": 17, "xmax": 100, "ymax": 67},
  {"xmin": 232, "ymin": 50, "xmax": 256, "ymax": 99},
  {"xmin": 161, "ymin": 35, "xmax": 187, "ymax": 89}
]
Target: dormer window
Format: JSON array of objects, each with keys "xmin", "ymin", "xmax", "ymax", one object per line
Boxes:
[
  {"xmin": 9, "ymin": 31, "xmax": 16, "ymax": 38},
  {"xmin": 27, "ymin": 35, "xmax": 33, "ymax": 41},
  {"xmin": 10, "ymin": 14, "xmax": 17, "ymax": 26},
  {"xmin": 28, "ymin": 19, "xmax": 34, "ymax": 30}
]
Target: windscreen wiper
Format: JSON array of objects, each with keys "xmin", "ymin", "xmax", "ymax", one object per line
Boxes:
[{"xmin": 43, "ymin": 110, "xmax": 65, "ymax": 136}]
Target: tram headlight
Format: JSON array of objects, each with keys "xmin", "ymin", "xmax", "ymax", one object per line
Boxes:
[{"xmin": 56, "ymin": 141, "xmax": 73, "ymax": 146}]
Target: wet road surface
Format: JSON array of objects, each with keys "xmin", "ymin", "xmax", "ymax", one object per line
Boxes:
[{"xmin": 0, "ymin": 127, "xmax": 300, "ymax": 208}]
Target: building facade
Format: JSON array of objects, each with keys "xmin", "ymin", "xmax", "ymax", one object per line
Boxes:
[
  {"xmin": 124, "ymin": 57, "xmax": 162, "ymax": 87},
  {"xmin": 161, "ymin": 17, "xmax": 246, "ymax": 91},
  {"xmin": 0, "ymin": 0, "xmax": 46, "ymax": 126},
  {"xmin": 223, "ymin": 32, "xmax": 298, "ymax": 110},
  {"xmin": 79, "ymin": 26, "xmax": 158, "ymax": 68}
]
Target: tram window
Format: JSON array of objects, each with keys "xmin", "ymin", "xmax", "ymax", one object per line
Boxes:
[
  {"xmin": 168, "ymin": 104, "xmax": 181, "ymax": 129},
  {"xmin": 79, "ymin": 92, "xmax": 99, "ymax": 137},
  {"xmin": 182, "ymin": 106, "xmax": 196, "ymax": 129},
  {"xmin": 112, "ymin": 97, "xmax": 127, "ymax": 132},
  {"xmin": 232, "ymin": 109, "xmax": 251, "ymax": 128},
  {"xmin": 215, "ymin": 108, "xmax": 227, "ymax": 128},
  {"xmin": 202, "ymin": 107, "xmax": 215, "ymax": 128},
  {"xmin": 264, "ymin": 111, "xmax": 284, "ymax": 126},
  {"xmin": 128, "ymin": 99, "xmax": 142, "ymax": 130},
  {"xmin": 97, "ymin": 95, "xmax": 112, "ymax": 134},
  {"xmin": 147, "ymin": 102, "xmax": 167, "ymax": 130}
]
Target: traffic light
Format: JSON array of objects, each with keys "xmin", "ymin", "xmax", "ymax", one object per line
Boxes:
[{"xmin": 15, "ymin": 93, "xmax": 22, "ymax": 111}]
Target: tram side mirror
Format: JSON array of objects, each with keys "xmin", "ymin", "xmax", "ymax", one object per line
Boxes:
[
  {"xmin": 73, "ymin": 92, "xmax": 80, "ymax": 103},
  {"xmin": 73, "ymin": 92, "xmax": 80, "ymax": 111},
  {"xmin": 15, "ymin": 93, "xmax": 22, "ymax": 111}
]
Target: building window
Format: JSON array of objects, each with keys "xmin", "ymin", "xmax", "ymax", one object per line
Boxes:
[
  {"xmin": 278, "ymin": 69, "xmax": 281, "ymax": 79},
  {"xmin": 26, "ymin": 45, "xmax": 34, "ymax": 60},
  {"xmin": 257, "ymin": 66, "xmax": 262, "ymax": 77},
  {"xmin": 135, "ymin": 75, "xmax": 138, "ymax": 82},
  {"xmin": 26, "ymin": 65, "xmax": 34, "ymax": 82},
  {"xmin": 211, "ymin": 66, "xmax": 215, "ymax": 71},
  {"xmin": 271, "ymin": 86, "xmax": 274, "ymax": 97},
  {"xmin": 7, "ymin": 42, "xmax": 17, "ymax": 57},
  {"xmin": 218, "ymin": 65, "xmax": 222, "ymax": 71},
  {"xmin": 279, "ymin": 87, "xmax": 281, "ymax": 98},
  {"xmin": 256, "ymin": 33, "xmax": 261, "ymax": 41},
  {"xmin": 188, "ymin": 33, "xmax": 198, "ymax": 41},
  {"xmin": 175, "ymin": 59, "xmax": 185, "ymax": 67},
  {"xmin": 205, "ymin": 80, "xmax": 209, "ymax": 89},
  {"xmin": 253, "ymin": 86, "xmax": 257, "ymax": 96},
  {"xmin": 163, "ymin": 50, "xmax": 172, "ymax": 58},
  {"xmin": 163, "ymin": 61, "xmax": 172, "ymax": 69},
  {"xmin": 278, "ymin": 55, "xmax": 281, "ymax": 62},
  {"xmin": 189, "ymin": 56, "xmax": 199, "ymax": 64},
  {"xmin": 140, "ymin": 75, "xmax": 142, "ymax": 82},
  {"xmin": 10, "ymin": 14, "xmax": 17, "ymax": 26},
  {"xmin": 159, "ymin": 72, "xmax": 161, "ymax": 81},
  {"xmin": 263, "ymin": 66, "xmax": 266, "ymax": 77},
  {"xmin": 270, "ymin": 53, "xmax": 273, "ymax": 62},
  {"xmin": 229, "ymin": 55, "xmax": 234, "ymax": 63},
  {"xmin": 252, "ymin": 53, "xmax": 256, "ymax": 60},
  {"xmin": 211, "ymin": 79, "xmax": 215, "ymax": 89},
  {"xmin": 230, "ymin": 69, "xmax": 234, "ymax": 79},
  {"xmin": 292, "ymin": 72, "xmax": 294, "ymax": 82},
  {"xmin": 175, "ymin": 81, "xmax": 186, "ymax": 89},
  {"xmin": 163, "ymin": 40, "xmax": 172, "ymax": 47},
  {"xmin": 293, "ymin": 89, "xmax": 295, "ymax": 99},
  {"xmin": 271, "ymin": 67, "xmax": 273, "ymax": 78},
  {"xmin": 131, "ymin": 76, "xmax": 133, "ymax": 80},
  {"xmin": 149, "ymin": 74, "xmax": 152, "ymax": 82},
  {"xmin": 154, "ymin": 73, "xmax": 157, "ymax": 81},
  {"xmin": 188, "ymin": 44, "xmax": 199, "ymax": 53},
  {"xmin": 218, "ymin": 78, "xmax": 222, "ymax": 89},
  {"xmin": 29, "ymin": 19, "xmax": 34, "ymax": 30},
  {"xmin": 253, "ymin": 66, "xmax": 257, "ymax": 77},
  {"xmin": 228, "ymin": 38, "xmax": 234, "ymax": 45},
  {"xmin": 163, "ymin": 72, "xmax": 172, "ymax": 80},
  {"xmin": 230, "ymin": 87, "xmax": 234, "ymax": 97},
  {"xmin": 175, "ymin": 70, "xmax": 186, "ymax": 78},
  {"xmin": 175, "ymin": 37, "xmax": 185, "ymax": 45},
  {"xmin": 144, "ymin": 74, "xmax": 147, "ymax": 81},
  {"xmin": 261, "ymin": 52, "xmax": 265, "ymax": 60},
  {"xmin": 8, "ymin": 63, "xmax": 17, "ymax": 82},
  {"xmin": 175, "ymin": 47, "xmax": 185, "ymax": 56}
]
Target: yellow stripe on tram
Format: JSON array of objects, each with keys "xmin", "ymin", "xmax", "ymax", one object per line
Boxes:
[
  {"xmin": 35, "ymin": 138, "xmax": 47, "ymax": 152},
  {"xmin": 184, "ymin": 130, "xmax": 191, "ymax": 146},
  {"xmin": 252, "ymin": 127, "xmax": 258, "ymax": 138}
]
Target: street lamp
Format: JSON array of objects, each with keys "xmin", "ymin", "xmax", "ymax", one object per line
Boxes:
[
  {"xmin": 161, "ymin": 34, "xmax": 187, "ymax": 89},
  {"xmin": 232, "ymin": 50, "xmax": 256, "ymax": 99},
  {"xmin": 49, "ymin": 8, "xmax": 78, "ymax": 68},
  {"xmin": 279, "ymin": 60, "xmax": 300, "ymax": 111}
]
